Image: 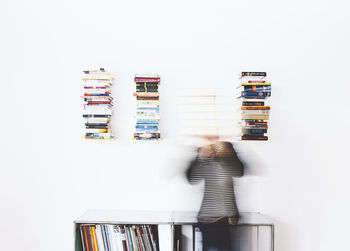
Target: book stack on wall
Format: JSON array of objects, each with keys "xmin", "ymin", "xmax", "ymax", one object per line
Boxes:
[
  {"xmin": 237, "ymin": 72, "xmax": 271, "ymax": 141},
  {"xmin": 80, "ymin": 224, "xmax": 159, "ymax": 251},
  {"xmin": 133, "ymin": 74, "xmax": 161, "ymax": 140},
  {"xmin": 82, "ymin": 68, "xmax": 114, "ymax": 140}
]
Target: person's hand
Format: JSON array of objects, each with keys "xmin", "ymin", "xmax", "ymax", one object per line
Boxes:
[
  {"xmin": 213, "ymin": 141, "xmax": 234, "ymax": 158},
  {"xmin": 198, "ymin": 144, "xmax": 215, "ymax": 158}
]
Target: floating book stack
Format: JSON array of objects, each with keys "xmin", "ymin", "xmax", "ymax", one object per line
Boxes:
[
  {"xmin": 81, "ymin": 68, "xmax": 114, "ymax": 140},
  {"xmin": 80, "ymin": 224, "xmax": 159, "ymax": 251},
  {"xmin": 237, "ymin": 72, "xmax": 271, "ymax": 141},
  {"xmin": 133, "ymin": 74, "xmax": 161, "ymax": 140}
]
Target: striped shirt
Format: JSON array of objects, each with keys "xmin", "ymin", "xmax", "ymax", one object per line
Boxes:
[{"xmin": 186, "ymin": 154, "xmax": 244, "ymax": 220}]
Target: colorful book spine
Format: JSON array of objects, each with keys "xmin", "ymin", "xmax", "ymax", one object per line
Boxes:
[
  {"xmin": 81, "ymin": 68, "xmax": 114, "ymax": 140},
  {"xmin": 238, "ymin": 72, "xmax": 272, "ymax": 141},
  {"xmin": 134, "ymin": 73, "xmax": 161, "ymax": 140}
]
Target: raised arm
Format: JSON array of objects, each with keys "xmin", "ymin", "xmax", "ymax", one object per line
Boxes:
[{"xmin": 186, "ymin": 144, "xmax": 214, "ymax": 184}]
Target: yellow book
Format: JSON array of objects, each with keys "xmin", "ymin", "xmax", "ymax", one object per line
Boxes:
[
  {"xmin": 241, "ymin": 115, "xmax": 269, "ymax": 120},
  {"xmin": 91, "ymin": 226, "xmax": 99, "ymax": 251}
]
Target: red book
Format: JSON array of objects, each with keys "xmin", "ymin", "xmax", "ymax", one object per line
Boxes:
[
  {"xmin": 248, "ymin": 80, "xmax": 265, "ymax": 83},
  {"xmin": 246, "ymin": 122, "xmax": 268, "ymax": 127},
  {"xmin": 242, "ymin": 106, "xmax": 270, "ymax": 110},
  {"xmin": 134, "ymin": 77, "xmax": 160, "ymax": 82},
  {"xmin": 88, "ymin": 101, "xmax": 111, "ymax": 104},
  {"xmin": 242, "ymin": 135, "xmax": 268, "ymax": 140}
]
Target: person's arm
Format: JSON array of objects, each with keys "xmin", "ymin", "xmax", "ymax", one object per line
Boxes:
[
  {"xmin": 231, "ymin": 154, "xmax": 244, "ymax": 177},
  {"xmin": 186, "ymin": 156, "xmax": 204, "ymax": 184},
  {"xmin": 186, "ymin": 144, "xmax": 214, "ymax": 184}
]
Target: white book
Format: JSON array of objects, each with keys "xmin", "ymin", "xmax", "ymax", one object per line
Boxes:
[
  {"xmin": 194, "ymin": 227, "xmax": 203, "ymax": 251},
  {"xmin": 86, "ymin": 118, "xmax": 110, "ymax": 123},
  {"xmin": 116, "ymin": 226, "xmax": 124, "ymax": 251},
  {"xmin": 136, "ymin": 112, "xmax": 160, "ymax": 117},
  {"xmin": 135, "ymin": 73, "xmax": 160, "ymax": 78},
  {"xmin": 83, "ymin": 89, "xmax": 111, "ymax": 93},
  {"xmin": 85, "ymin": 129, "xmax": 110, "ymax": 133},
  {"xmin": 136, "ymin": 100, "xmax": 160, "ymax": 105},
  {"xmin": 84, "ymin": 105, "xmax": 112, "ymax": 110},
  {"xmin": 83, "ymin": 74, "xmax": 114, "ymax": 80},
  {"xmin": 240, "ymin": 110, "xmax": 270, "ymax": 115},
  {"xmin": 96, "ymin": 225, "xmax": 106, "ymax": 251},
  {"xmin": 107, "ymin": 225, "xmax": 119, "ymax": 251},
  {"xmin": 181, "ymin": 225, "xmax": 193, "ymax": 251},
  {"xmin": 136, "ymin": 104, "xmax": 159, "ymax": 108},
  {"xmin": 136, "ymin": 117, "xmax": 160, "ymax": 121}
]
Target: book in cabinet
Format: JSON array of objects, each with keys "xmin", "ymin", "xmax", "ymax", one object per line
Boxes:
[{"xmin": 74, "ymin": 210, "xmax": 274, "ymax": 251}]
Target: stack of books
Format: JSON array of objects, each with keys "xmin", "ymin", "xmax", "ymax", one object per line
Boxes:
[
  {"xmin": 81, "ymin": 68, "xmax": 114, "ymax": 140},
  {"xmin": 133, "ymin": 74, "xmax": 161, "ymax": 140},
  {"xmin": 80, "ymin": 224, "xmax": 159, "ymax": 251},
  {"xmin": 237, "ymin": 72, "xmax": 271, "ymax": 141}
]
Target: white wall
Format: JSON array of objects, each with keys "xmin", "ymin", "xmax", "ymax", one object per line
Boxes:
[{"xmin": 1, "ymin": 0, "xmax": 350, "ymax": 250}]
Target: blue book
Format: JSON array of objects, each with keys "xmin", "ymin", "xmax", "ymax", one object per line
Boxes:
[
  {"xmin": 137, "ymin": 107, "xmax": 160, "ymax": 112},
  {"xmin": 241, "ymin": 91, "xmax": 271, "ymax": 97},
  {"xmin": 136, "ymin": 126, "xmax": 158, "ymax": 130},
  {"xmin": 244, "ymin": 86, "xmax": 271, "ymax": 92}
]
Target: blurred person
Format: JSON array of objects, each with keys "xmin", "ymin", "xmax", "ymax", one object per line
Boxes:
[{"xmin": 186, "ymin": 141, "xmax": 244, "ymax": 251}]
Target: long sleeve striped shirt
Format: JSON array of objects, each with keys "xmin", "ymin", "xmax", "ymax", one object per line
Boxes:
[{"xmin": 186, "ymin": 154, "xmax": 244, "ymax": 221}]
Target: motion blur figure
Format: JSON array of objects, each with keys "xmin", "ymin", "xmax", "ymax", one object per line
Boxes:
[{"xmin": 186, "ymin": 141, "xmax": 244, "ymax": 251}]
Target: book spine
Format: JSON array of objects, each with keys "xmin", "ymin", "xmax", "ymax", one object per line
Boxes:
[
  {"xmin": 242, "ymin": 129, "xmax": 267, "ymax": 134},
  {"xmin": 142, "ymin": 226, "xmax": 152, "ymax": 251},
  {"xmin": 121, "ymin": 226, "xmax": 128, "ymax": 251},
  {"xmin": 92, "ymin": 226, "xmax": 99, "ymax": 251},
  {"xmin": 136, "ymin": 227, "xmax": 144, "ymax": 251},
  {"xmin": 241, "ymin": 115, "xmax": 269, "ymax": 120},
  {"xmin": 134, "ymin": 78, "xmax": 160, "ymax": 82},
  {"xmin": 242, "ymin": 135, "xmax": 268, "ymax": 140},
  {"xmin": 242, "ymin": 101, "xmax": 265, "ymax": 106},
  {"xmin": 101, "ymin": 225, "xmax": 109, "ymax": 251},
  {"xmin": 127, "ymin": 226, "xmax": 134, "ymax": 251},
  {"xmin": 88, "ymin": 101, "xmax": 112, "ymax": 104},
  {"xmin": 147, "ymin": 226, "xmax": 157, "ymax": 251},
  {"xmin": 248, "ymin": 80, "xmax": 265, "ymax": 83},
  {"xmin": 130, "ymin": 226, "xmax": 139, "ymax": 251},
  {"xmin": 241, "ymin": 106, "xmax": 270, "ymax": 110},
  {"xmin": 241, "ymin": 110, "xmax": 270, "ymax": 115},
  {"xmin": 106, "ymin": 225, "xmax": 113, "ymax": 251},
  {"xmin": 241, "ymin": 72, "xmax": 266, "ymax": 77},
  {"xmin": 244, "ymin": 86, "xmax": 271, "ymax": 92},
  {"xmin": 241, "ymin": 91, "xmax": 271, "ymax": 97},
  {"xmin": 87, "ymin": 226, "xmax": 93, "ymax": 251},
  {"xmin": 80, "ymin": 226, "xmax": 87, "ymax": 251}
]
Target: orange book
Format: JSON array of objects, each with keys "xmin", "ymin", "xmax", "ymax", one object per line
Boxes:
[{"xmin": 241, "ymin": 106, "xmax": 270, "ymax": 110}]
